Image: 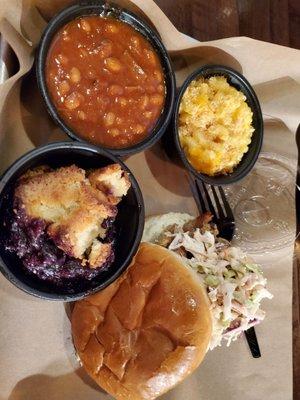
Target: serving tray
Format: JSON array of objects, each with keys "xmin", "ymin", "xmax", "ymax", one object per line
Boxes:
[{"xmin": 0, "ymin": 1, "xmax": 299, "ymax": 399}]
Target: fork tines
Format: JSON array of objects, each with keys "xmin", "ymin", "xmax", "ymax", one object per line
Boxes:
[{"xmin": 187, "ymin": 173, "xmax": 233, "ymax": 220}]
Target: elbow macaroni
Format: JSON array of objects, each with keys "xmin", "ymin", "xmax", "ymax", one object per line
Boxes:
[{"xmin": 178, "ymin": 76, "xmax": 254, "ymax": 176}]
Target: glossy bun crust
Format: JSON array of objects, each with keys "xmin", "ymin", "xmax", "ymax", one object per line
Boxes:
[{"xmin": 71, "ymin": 243, "xmax": 212, "ymax": 400}]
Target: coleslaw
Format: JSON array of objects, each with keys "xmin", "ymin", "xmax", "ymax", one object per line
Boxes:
[{"xmin": 163, "ymin": 226, "xmax": 273, "ymax": 349}]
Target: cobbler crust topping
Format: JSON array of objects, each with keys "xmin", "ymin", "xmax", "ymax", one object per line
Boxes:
[{"xmin": 3, "ymin": 163, "xmax": 131, "ymax": 290}]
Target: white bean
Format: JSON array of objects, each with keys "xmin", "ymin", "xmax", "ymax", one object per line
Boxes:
[
  {"xmin": 70, "ymin": 67, "xmax": 81, "ymax": 83},
  {"xmin": 105, "ymin": 23, "xmax": 118, "ymax": 33},
  {"xmin": 150, "ymin": 94, "xmax": 164, "ymax": 106},
  {"xmin": 105, "ymin": 57, "xmax": 122, "ymax": 72},
  {"xmin": 109, "ymin": 128, "xmax": 120, "ymax": 137},
  {"xmin": 58, "ymin": 80, "xmax": 70, "ymax": 95},
  {"xmin": 103, "ymin": 112, "xmax": 115, "ymax": 126},
  {"xmin": 80, "ymin": 19, "xmax": 91, "ymax": 32},
  {"xmin": 109, "ymin": 85, "xmax": 124, "ymax": 95},
  {"xmin": 65, "ymin": 92, "xmax": 80, "ymax": 110},
  {"xmin": 78, "ymin": 111, "xmax": 86, "ymax": 120}
]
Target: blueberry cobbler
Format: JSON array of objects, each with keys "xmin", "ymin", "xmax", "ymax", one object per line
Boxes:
[{"xmin": 2, "ymin": 164, "xmax": 131, "ymax": 291}]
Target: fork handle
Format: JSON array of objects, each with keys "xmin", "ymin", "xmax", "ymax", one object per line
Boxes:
[{"xmin": 244, "ymin": 327, "xmax": 261, "ymax": 358}]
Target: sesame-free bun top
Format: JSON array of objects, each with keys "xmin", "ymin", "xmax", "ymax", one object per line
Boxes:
[
  {"xmin": 71, "ymin": 243, "xmax": 212, "ymax": 400},
  {"xmin": 142, "ymin": 212, "xmax": 194, "ymax": 243}
]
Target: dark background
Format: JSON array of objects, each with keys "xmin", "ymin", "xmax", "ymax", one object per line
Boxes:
[{"xmin": 155, "ymin": 0, "xmax": 300, "ymax": 49}]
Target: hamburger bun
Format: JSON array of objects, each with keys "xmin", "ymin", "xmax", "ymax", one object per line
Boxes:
[
  {"xmin": 72, "ymin": 242, "xmax": 212, "ymax": 400},
  {"xmin": 142, "ymin": 212, "xmax": 194, "ymax": 243}
]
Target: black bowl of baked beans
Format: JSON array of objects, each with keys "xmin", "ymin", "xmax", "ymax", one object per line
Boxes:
[{"xmin": 36, "ymin": 2, "xmax": 175, "ymax": 156}]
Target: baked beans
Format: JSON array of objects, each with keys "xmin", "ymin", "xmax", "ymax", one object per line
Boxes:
[{"xmin": 45, "ymin": 16, "xmax": 166, "ymax": 148}]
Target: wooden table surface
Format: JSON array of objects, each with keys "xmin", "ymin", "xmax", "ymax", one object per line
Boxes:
[
  {"xmin": 155, "ymin": 0, "xmax": 300, "ymax": 48},
  {"xmin": 154, "ymin": 0, "xmax": 300, "ymax": 398}
]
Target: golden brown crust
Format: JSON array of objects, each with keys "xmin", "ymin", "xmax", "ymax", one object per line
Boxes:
[
  {"xmin": 47, "ymin": 184, "xmax": 116, "ymax": 259},
  {"xmin": 72, "ymin": 243, "xmax": 212, "ymax": 400},
  {"xmin": 15, "ymin": 165, "xmax": 86, "ymax": 222},
  {"xmin": 88, "ymin": 240, "xmax": 113, "ymax": 268},
  {"xmin": 15, "ymin": 164, "xmax": 127, "ymax": 265},
  {"xmin": 88, "ymin": 164, "xmax": 131, "ymax": 205}
]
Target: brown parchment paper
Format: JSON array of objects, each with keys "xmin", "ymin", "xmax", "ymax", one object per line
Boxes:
[{"xmin": 0, "ymin": 1, "xmax": 298, "ymax": 399}]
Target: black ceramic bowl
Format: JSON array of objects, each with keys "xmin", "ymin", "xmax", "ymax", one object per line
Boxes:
[
  {"xmin": 0, "ymin": 142, "xmax": 144, "ymax": 301},
  {"xmin": 174, "ymin": 65, "xmax": 263, "ymax": 185},
  {"xmin": 36, "ymin": 1, "xmax": 175, "ymax": 157}
]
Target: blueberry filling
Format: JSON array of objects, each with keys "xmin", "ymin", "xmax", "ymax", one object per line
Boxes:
[{"xmin": 1, "ymin": 198, "xmax": 116, "ymax": 290}]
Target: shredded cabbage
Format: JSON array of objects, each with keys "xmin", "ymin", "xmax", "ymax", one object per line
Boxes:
[{"xmin": 165, "ymin": 228, "xmax": 273, "ymax": 350}]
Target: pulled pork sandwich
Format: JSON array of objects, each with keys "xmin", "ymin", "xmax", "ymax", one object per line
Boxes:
[
  {"xmin": 143, "ymin": 212, "xmax": 273, "ymax": 349},
  {"xmin": 71, "ymin": 213, "xmax": 272, "ymax": 400}
]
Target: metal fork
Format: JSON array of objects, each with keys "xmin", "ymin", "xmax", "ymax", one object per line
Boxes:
[{"xmin": 188, "ymin": 175, "xmax": 261, "ymax": 358}]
